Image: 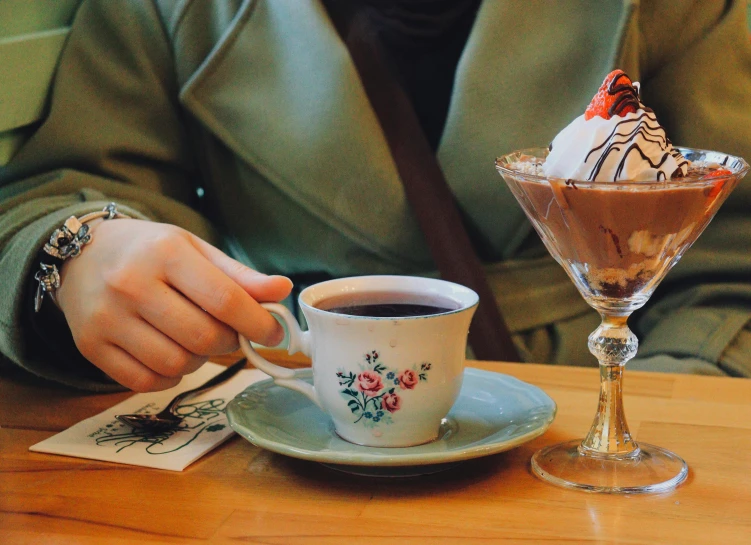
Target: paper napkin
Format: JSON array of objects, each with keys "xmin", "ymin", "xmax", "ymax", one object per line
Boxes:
[{"xmin": 29, "ymin": 362, "xmax": 268, "ymax": 471}]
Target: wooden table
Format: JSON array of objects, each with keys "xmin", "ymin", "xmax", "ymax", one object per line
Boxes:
[{"xmin": 2, "ymin": 352, "xmax": 750, "ymax": 544}]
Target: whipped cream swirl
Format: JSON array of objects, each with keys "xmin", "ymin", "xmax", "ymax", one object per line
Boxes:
[{"xmin": 542, "ymin": 108, "xmax": 689, "ymax": 182}]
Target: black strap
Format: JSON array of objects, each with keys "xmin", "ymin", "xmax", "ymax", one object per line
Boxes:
[{"xmin": 330, "ymin": 8, "xmax": 521, "ymax": 362}]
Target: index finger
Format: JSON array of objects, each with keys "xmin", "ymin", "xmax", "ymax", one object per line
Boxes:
[{"xmin": 164, "ymin": 246, "xmax": 284, "ymax": 346}]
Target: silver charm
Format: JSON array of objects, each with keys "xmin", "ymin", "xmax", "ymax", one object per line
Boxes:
[
  {"xmin": 103, "ymin": 202, "xmax": 118, "ymax": 219},
  {"xmin": 34, "ymin": 263, "xmax": 61, "ymax": 312},
  {"xmin": 44, "ymin": 216, "xmax": 92, "ymax": 260}
]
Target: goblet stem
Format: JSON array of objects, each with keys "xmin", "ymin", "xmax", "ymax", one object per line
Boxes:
[
  {"xmin": 580, "ymin": 314, "xmax": 639, "ymax": 457},
  {"xmin": 530, "ymin": 312, "xmax": 688, "ymax": 492}
]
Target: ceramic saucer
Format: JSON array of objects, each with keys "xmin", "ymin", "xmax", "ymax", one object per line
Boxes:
[{"xmin": 226, "ymin": 367, "xmax": 556, "ymax": 477}]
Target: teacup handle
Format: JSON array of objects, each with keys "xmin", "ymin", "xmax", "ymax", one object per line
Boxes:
[{"xmin": 237, "ymin": 303, "xmax": 323, "ymax": 410}]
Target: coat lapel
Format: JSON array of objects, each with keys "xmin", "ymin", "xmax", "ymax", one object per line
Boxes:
[{"xmin": 179, "ymin": 0, "xmax": 430, "ymax": 267}]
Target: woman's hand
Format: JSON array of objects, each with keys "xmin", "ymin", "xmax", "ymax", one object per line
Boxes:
[{"xmin": 56, "ymin": 219, "xmax": 292, "ymax": 392}]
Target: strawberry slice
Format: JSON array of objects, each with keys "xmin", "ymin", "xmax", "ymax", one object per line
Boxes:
[
  {"xmin": 704, "ymin": 169, "xmax": 733, "ymax": 199},
  {"xmin": 584, "ymin": 70, "xmax": 640, "ymax": 121},
  {"xmin": 706, "ymin": 168, "xmax": 732, "ymax": 178}
]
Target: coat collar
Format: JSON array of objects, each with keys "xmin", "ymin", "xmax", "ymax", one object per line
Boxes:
[
  {"xmin": 178, "ymin": 0, "xmax": 632, "ymax": 263},
  {"xmin": 179, "ymin": 0, "xmax": 431, "ymax": 267}
]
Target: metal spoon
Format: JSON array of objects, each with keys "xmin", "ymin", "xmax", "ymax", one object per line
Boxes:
[{"xmin": 115, "ymin": 358, "xmax": 247, "ymax": 432}]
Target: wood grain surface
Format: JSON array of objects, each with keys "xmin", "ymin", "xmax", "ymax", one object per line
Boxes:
[{"xmin": 1, "ymin": 350, "xmax": 750, "ymax": 544}]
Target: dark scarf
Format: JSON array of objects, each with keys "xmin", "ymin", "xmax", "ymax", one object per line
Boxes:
[
  {"xmin": 358, "ymin": 0, "xmax": 482, "ymax": 48},
  {"xmin": 323, "ymin": 0, "xmax": 482, "ymax": 149}
]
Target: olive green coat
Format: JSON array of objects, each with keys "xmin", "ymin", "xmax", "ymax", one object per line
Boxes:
[{"xmin": 1, "ymin": 0, "xmax": 750, "ymax": 390}]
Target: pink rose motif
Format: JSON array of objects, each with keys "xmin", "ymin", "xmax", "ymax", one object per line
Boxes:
[
  {"xmin": 357, "ymin": 371, "xmax": 383, "ymax": 397},
  {"xmin": 399, "ymin": 369, "xmax": 418, "ymax": 390},
  {"xmin": 381, "ymin": 392, "xmax": 401, "ymax": 413}
]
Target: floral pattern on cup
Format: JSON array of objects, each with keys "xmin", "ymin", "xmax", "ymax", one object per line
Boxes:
[{"xmin": 336, "ymin": 350, "xmax": 431, "ymax": 428}]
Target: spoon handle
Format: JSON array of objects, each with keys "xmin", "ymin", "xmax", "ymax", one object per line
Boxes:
[{"xmin": 166, "ymin": 358, "xmax": 247, "ymax": 413}]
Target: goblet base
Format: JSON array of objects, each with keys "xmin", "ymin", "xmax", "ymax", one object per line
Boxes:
[{"xmin": 531, "ymin": 439, "xmax": 688, "ymax": 494}]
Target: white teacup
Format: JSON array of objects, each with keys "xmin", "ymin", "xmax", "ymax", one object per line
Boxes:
[{"xmin": 239, "ymin": 275, "xmax": 478, "ymax": 447}]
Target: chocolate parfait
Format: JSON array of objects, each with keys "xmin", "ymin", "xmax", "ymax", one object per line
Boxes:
[{"xmin": 496, "ymin": 70, "xmax": 746, "ymax": 310}]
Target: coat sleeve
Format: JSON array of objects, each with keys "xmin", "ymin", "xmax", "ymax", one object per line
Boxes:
[
  {"xmin": 0, "ymin": 0, "xmax": 217, "ymax": 390},
  {"xmin": 626, "ymin": 0, "xmax": 751, "ymax": 376}
]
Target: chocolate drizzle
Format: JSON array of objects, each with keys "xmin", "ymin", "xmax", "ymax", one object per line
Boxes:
[
  {"xmin": 606, "ymin": 71, "xmax": 643, "ymax": 117},
  {"xmin": 598, "ymin": 225, "xmax": 623, "ymax": 258},
  {"xmin": 583, "ymin": 112, "xmax": 689, "ymax": 181}
]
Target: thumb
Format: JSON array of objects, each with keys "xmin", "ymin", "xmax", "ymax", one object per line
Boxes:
[{"xmin": 189, "ymin": 234, "xmax": 294, "ymax": 302}]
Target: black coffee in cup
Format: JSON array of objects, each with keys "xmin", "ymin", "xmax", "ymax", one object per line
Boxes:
[{"xmin": 315, "ymin": 291, "xmax": 457, "ymax": 318}]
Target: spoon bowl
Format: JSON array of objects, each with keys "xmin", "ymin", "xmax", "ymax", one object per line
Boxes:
[
  {"xmin": 115, "ymin": 412, "xmax": 183, "ymax": 432},
  {"xmin": 116, "ymin": 359, "xmax": 246, "ymax": 432}
]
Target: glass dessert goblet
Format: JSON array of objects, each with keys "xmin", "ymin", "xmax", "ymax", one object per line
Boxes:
[{"xmin": 496, "ymin": 147, "xmax": 748, "ymax": 494}]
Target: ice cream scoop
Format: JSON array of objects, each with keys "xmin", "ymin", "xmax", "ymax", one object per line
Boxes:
[{"xmin": 542, "ymin": 70, "xmax": 688, "ymax": 182}]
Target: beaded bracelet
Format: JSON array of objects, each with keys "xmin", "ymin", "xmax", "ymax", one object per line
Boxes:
[{"xmin": 34, "ymin": 202, "xmax": 130, "ymax": 312}]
